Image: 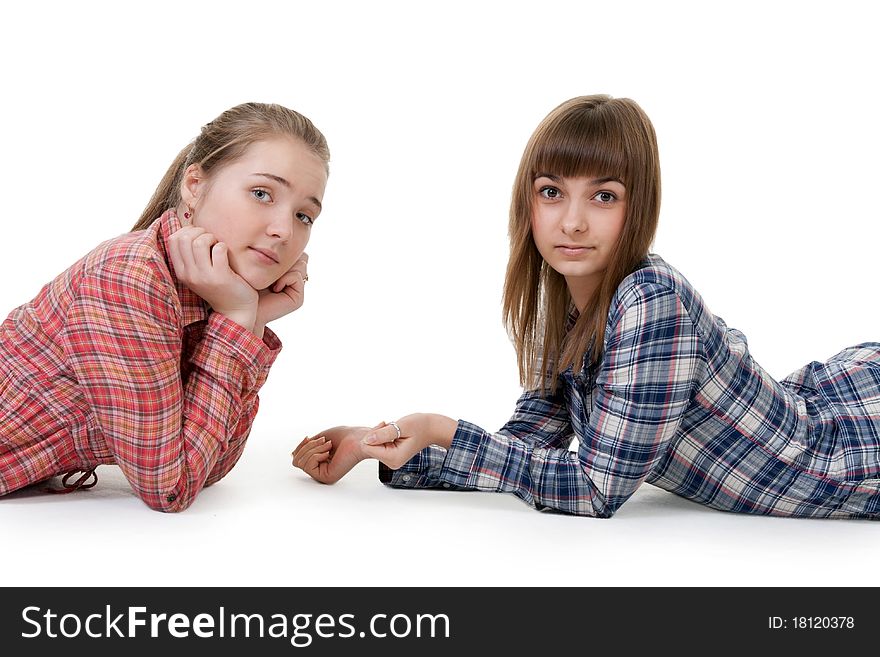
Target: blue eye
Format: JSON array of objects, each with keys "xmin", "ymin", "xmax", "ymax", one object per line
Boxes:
[
  {"xmin": 539, "ymin": 186, "xmax": 562, "ymax": 199},
  {"xmin": 252, "ymin": 189, "xmax": 272, "ymax": 202},
  {"xmin": 297, "ymin": 212, "xmax": 314, "ymax": 226}
]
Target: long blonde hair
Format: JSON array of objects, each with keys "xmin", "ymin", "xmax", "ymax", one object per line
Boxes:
[
  {"xmin": 502, "ymin": 95, "xmax": 661, "ymax": 392},
  {"xmin": 132, "ymin": 102, "xmax": 330, "ymax": 231}
]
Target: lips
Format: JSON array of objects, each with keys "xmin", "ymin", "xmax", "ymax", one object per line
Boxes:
[{"xmin": 249, "ymin": 246, "xmax": 279, "ymax": 264}]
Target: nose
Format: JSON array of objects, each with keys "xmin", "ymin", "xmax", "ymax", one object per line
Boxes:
[
  {"xmin": 266, "ymin": 211, "xmax": 293, "ymax": 242},
  {"xmin": 560, "ymin": 199, "xmax": 588, "ymax": 235}
]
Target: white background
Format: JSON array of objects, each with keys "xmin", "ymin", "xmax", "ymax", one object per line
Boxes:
[{"xmin": 1, "ymin": 1, "xmax": 878, "ymax": 586}]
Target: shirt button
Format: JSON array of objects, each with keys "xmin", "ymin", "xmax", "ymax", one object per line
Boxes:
[
  {"xmin": 166, "ymin": 494, "xmax": 177, "ymax": 503},
  {"xmin": 442, "ymin": 483, "xmax": 451, "ymax": 489},
  {"xmin": 402, "ymin": 475, "xmax": 411, "ymax": 483}
]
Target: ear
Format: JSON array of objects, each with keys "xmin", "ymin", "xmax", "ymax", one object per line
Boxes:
[{"xmin": 180, "ymin": 163, "xmax": 206, "ymax": 207}]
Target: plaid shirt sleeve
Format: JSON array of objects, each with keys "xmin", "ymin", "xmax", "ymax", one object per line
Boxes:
[
  {"xmin": 379, "ymin": 388, "xmax": 573, "ymax": 487},
  {"xmin": 204, "ymin": 327, "xmax": 280, "ymax": 488},
  {"xmin": 383, "ymin": 282, "xmax": 704, "ymax": 517},
  {"xmin": 62, "ymin": 257, "xmax": 280, "ymax": 511},
  {"xmin": 203, "ymin": 406, "xmax": 253, "ymax": 488}
]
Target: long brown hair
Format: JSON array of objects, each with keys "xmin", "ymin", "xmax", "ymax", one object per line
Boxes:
[
  {"xmin": 132, "ymin": 102, "xmax": 330, "ymax": 231},
  {"xmin": 502, "ymin": 95, "xmax": 661, "ymax": 392}
]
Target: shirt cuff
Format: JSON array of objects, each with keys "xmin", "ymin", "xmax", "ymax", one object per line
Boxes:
[
  {"xmin": 378, "ymin": 445, "xmax": 449, "ymax": 488},
  {"xmin": 377, "ymin": 420, "xmax": 491, "ymax": 490},
  {"xmin": 436, "ymin": 419, "xmax": 487, "ymax": 488},
  {"xmin": 190, "ymin": 313, "xmax": 282, "ymax": 392}
]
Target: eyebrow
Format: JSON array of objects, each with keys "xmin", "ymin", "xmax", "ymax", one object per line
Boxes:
[
  {"xmin": 252, "ymin": 172, "xmax": 323, "ymax": 212},
  {"xmin": 534, "ymin": 173, "xmax": 624, "ymax": 186}
]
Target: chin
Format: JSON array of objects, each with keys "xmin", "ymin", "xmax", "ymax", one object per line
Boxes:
[
  {"xmin": 549, "ymin": 263, "xmax": 597, "ymax": 278},
  {"xmin": 240, "ymin": 270, "xmax": 273, "ymax": 291}
]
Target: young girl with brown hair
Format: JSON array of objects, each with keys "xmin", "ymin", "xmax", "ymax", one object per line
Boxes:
[
  {"xmin": 1, "ymin": 102, "xmax": 329, "ymax": 512},
  {"xmin": 293, "ymin": 95, "xmax": 880, "ymax": 520}
]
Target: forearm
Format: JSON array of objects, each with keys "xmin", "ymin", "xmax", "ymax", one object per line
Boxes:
[
  {"xmin": 204, "ymin": 397, "xmax": 259, "ymax": 487},
  {"xmin": 423, "ymin": 413, "xmax": 458, "ymax": 449},
  {"xmin": 497, "ymin": 389, "xmax": 573, "ymax": 449},
  {"xmin": 378, "ymin": 416, "xmax": 605, "ymax": 515},
  {"xmin": 442, "ymin": 421, "xmax": 608, "ymax": 516},
  {"xmin": 162, "ymin": 319, "xmax": 278, "ymax": 506},
  {"xmin": 109, "ymin": 317, "xmax": 277, "ymax": 512}
]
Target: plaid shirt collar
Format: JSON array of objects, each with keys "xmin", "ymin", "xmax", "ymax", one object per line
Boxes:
[
  {"xmin": 562, "ymin": 303, "xmax": 594, "ymax": 384},
  {"xmin": 565, "ymin": 303, "xmax": 579, "ymax": 332},
  {"xmin": 154, "ymin": 209, "xmax": 210, "ymax": 327}
]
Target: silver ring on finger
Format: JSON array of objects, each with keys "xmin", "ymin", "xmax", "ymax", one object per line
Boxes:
[{"xmin": 389, "ymin": 421, "xmax": 401, "ymax": 440}]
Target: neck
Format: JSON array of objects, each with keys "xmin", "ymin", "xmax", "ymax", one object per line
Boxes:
[{"xmin": 565, "ymin": 274, "xmax": 602, "ymax": 313}]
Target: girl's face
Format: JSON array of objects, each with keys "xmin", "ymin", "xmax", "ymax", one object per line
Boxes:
[
  {"xmin": 182, "ymin": 136, "xmax": 327, "ymax": 290},
  {"xmin": 530, "ymin": 174, "xmax": 626, "ymax": 307}
]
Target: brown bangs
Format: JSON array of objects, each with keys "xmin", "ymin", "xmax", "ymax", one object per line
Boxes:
[{"xmin": 530, "ymin": 106, "xmax": 628, "ymax": 184}]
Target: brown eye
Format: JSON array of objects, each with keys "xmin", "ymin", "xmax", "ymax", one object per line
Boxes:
[{"xmin": 539, "ymin": 186, "xmax": 561, "ymax": 199}]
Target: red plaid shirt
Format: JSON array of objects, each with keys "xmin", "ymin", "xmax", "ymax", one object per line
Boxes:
[{"xmin": 0, "ymin": 209, "xmax": 281, "ymax": 511}]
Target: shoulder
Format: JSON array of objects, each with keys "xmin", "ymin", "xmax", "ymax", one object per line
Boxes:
[
  {"xmin": 81, "ymin": 223, "xmax": 171, "ymax": 284},
  {"xmin": 73, "ymin": 224, "xmax": 179, "ymax": 325},
  {"xmin": 605, "ymin": 253, "xmax": 703, "ymax": 333},
  {"xmin": 617, "ymin": 253, "xmax": 697, "ymax": 298}
]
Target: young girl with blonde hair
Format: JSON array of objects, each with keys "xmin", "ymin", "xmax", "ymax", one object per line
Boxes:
[
  {"xmin": 294, "ymin": 95, "xmax": 880, "ymax": 519},
  {"xmin": 2, "ymin": 102, "xmax": 329, "ymax": 512}
]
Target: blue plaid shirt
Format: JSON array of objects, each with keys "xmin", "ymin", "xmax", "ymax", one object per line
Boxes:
[{"xmin": 381, "ymin": 254, "xmax": 880, "ymax": 519}]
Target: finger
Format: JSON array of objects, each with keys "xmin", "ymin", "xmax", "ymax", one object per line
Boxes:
[
  {"xmin": 305, "ymin": 450, "xmax": 332, "ymax": 469},
  {"xmin": 361, "ymin": 442, "xmax": 408, "ymax": 470},
  {"xmin": 292, "ymin": 438, "xmax": 331, "ymax": 467},
  {"xmin": 190, "ymin": 232, "xmax": 218, "ymax": 273},
  {"xmin": 170, "ymin": 226, "xmax": 205, "ymax": 241},
  {"xmin": 362, "ymin": 424, "xmax": 400, "ymax": 446},
  {"xmin": 287, "ymin": 272, "xmax": 306, "ymax": 297},
  {"xmin": 361, "ymin": 442, "xmax": 396, "ymax": 457},
  {"xmin": 168, "ymin": 227, "xmax": 205, "ymax": 277},
  {"xmin": 273, "ymin": 253, "xmax": 309, "ymax": 292},
  {"xmin": 274, "ymin": 276, "xmax": 306, "ymax": 308},
  {"xmin": 291, "ymin": 260, "xmax": 308, "ymax": 280},
  {"xmin": 180, "ymin": 228, "xmax": 211, "ymax": 277},
  {"xmin": 291, "ymin": 435, "xmax": 317, "ymax": 459},
  {"xmin": 290, "ymin": 253, "xmax": 308, "ymax": 272},
  {"xmin": 167, "ymin": 234, "xmax": 187, "ymax": 280},
  {"xmin": 292, "ymin": 437, "xmax": 331, "ymax": 467},
  {"xmin": 292, "ymin": 439, "xmax": 312, "ymax": 466},
  {"xmin": 272, "ymin": 270, "xmax": 305, "ymax": 293},
  {"xmin": 212, "ymin": 242, "xmax": 242, "ymax": 279}
]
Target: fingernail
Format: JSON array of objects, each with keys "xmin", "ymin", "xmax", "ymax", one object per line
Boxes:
[{"xmin": 363, "ymin": 434, "xmax": 375, "ymax": 445}]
